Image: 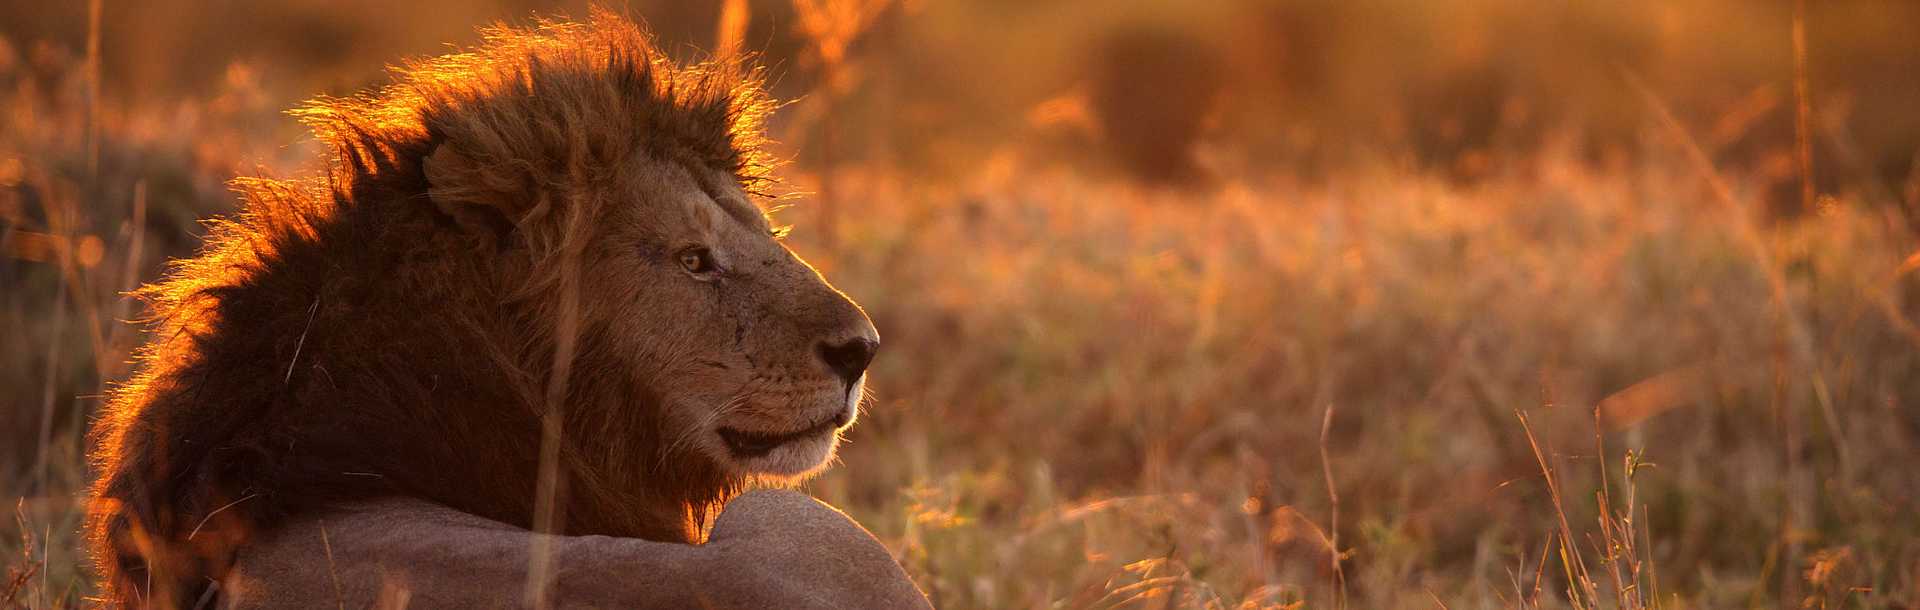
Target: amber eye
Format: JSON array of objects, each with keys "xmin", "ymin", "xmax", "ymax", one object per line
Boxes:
[{"xmin": 678, "ymin": 247, "xmax": 716, "ymax": 274}]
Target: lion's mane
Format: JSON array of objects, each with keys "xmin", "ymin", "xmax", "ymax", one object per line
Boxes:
[{"xmin": 85, "ymin": 10, "xmax": 773, "ymax": 607}]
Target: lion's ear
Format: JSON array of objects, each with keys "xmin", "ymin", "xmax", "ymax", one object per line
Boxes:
[{"xmin": 423, "ymin": 144, "xmax": 522, "ymax": 241}]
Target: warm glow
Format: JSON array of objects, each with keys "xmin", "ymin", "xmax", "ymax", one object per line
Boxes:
[{"xmin": 3, "ymin": 1, "xmax": 1917, "ymax": 608}]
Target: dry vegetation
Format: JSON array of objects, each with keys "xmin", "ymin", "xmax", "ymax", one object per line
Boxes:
[{"xmin": 4, "ymin": 1, "xmax": 1919, "ymax": 608}]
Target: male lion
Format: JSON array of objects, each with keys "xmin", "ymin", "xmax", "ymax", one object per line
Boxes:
[{"xmin": 87, "ymin": 10, "xmax": 924, "ymax": 608}]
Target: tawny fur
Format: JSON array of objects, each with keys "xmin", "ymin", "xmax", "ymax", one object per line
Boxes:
[{"xmin": 82, "ymin": 11, "xmax": 870, "ymax": 608}]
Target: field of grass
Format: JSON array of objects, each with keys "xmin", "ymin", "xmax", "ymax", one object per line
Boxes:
[
  {"xmin": 790, "ymin": 146, "xmax": 1920, "ymax": 608},
  {"xmin": 5, "ymin": 1, "xmax": 1920, "ymax": 608}
]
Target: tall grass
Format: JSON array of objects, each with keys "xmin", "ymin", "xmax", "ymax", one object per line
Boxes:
[{"xmin": 777, "ymin": 146, "xmax": 1917, "ymax": 607}]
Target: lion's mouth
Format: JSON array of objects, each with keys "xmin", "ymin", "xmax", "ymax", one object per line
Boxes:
[{"xmin": 717, "ymin": 409, "xmax": 851, "ymax": 458}]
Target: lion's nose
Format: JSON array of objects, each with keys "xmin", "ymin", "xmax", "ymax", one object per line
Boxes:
[{"xmin": 816, "ymin": 337, "xmax": 878, "ymax": 390}]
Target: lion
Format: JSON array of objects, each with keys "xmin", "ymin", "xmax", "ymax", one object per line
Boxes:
[{"xmin": 85, "ymin": 10, "xmax": 914, "ymax": 608}]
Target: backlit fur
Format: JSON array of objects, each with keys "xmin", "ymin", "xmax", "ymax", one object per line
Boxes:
[{"xmin": 86, "ymin": 10, "xmax": 878, "ymax": 608}]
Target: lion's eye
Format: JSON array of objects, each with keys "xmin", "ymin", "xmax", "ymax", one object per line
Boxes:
[{"xmin": 678, "ymin": 247, "xmax": 716, "ymax": 275}]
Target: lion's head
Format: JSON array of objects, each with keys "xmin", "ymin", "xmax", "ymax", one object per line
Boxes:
[
  {"xmin": 423, "ymin": 136, "xmax": 880, "ymax": 480},
  {"xmin": 413, "ymin": 39, "xmax": 878, "ymax": 483},
  {"xmin": 87, "ymin": 10, "xmax": 875, "ymax": 607}
]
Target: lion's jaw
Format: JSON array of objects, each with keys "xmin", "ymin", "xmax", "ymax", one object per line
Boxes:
[{"xmin": 704, "ymin": 373, "xmax": 865, "ymax": 477}]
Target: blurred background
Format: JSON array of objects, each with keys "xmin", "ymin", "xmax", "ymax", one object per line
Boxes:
[{"xmin": 4, "ymin": 0, "xmax": 1918, "ymax": 607}]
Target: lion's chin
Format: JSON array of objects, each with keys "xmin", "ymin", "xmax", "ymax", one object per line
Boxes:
[
  {"xmin": 708, "ymin": 383, "xmax": 863, "ymax": 479},
  {"xmin": 712, "ymin": 403, "xmax": 853, "ymax": 478},
  {"xmin": 717, "ymin": 427, "xmax": 841, "ymax": 478}
]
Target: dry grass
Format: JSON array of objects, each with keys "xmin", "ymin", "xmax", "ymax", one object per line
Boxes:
[
  {"xmin": 5, "ymin": 2, "xmax": 1920, "ymax": 609},
  {"xmin": 779, "ymin": 150, "xmax": 1918, "ymax": 608}
]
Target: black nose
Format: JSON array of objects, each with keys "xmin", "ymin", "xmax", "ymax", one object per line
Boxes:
[{"xmin": 816, "ymin": 337, "xmax": 878, "ymax": 389}]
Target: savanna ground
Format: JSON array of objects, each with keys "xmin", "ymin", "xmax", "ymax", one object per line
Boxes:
[{"xmin": 4, "ymin": 1, "xmax": 1919, "ymax": 608}]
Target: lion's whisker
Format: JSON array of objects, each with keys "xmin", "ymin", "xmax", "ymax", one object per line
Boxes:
[{"xmin": 656, "ymin": 381, "xmax": 758, "ymax": 471}]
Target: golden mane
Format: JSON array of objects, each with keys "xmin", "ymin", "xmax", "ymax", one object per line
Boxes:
[
  {"xmin": 308, "ymin": 8, "xmax": 773, "ymax": 198},
  {"xmin": 86, "ymin": 10, "xmax": 777, "ymax": 608}
]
